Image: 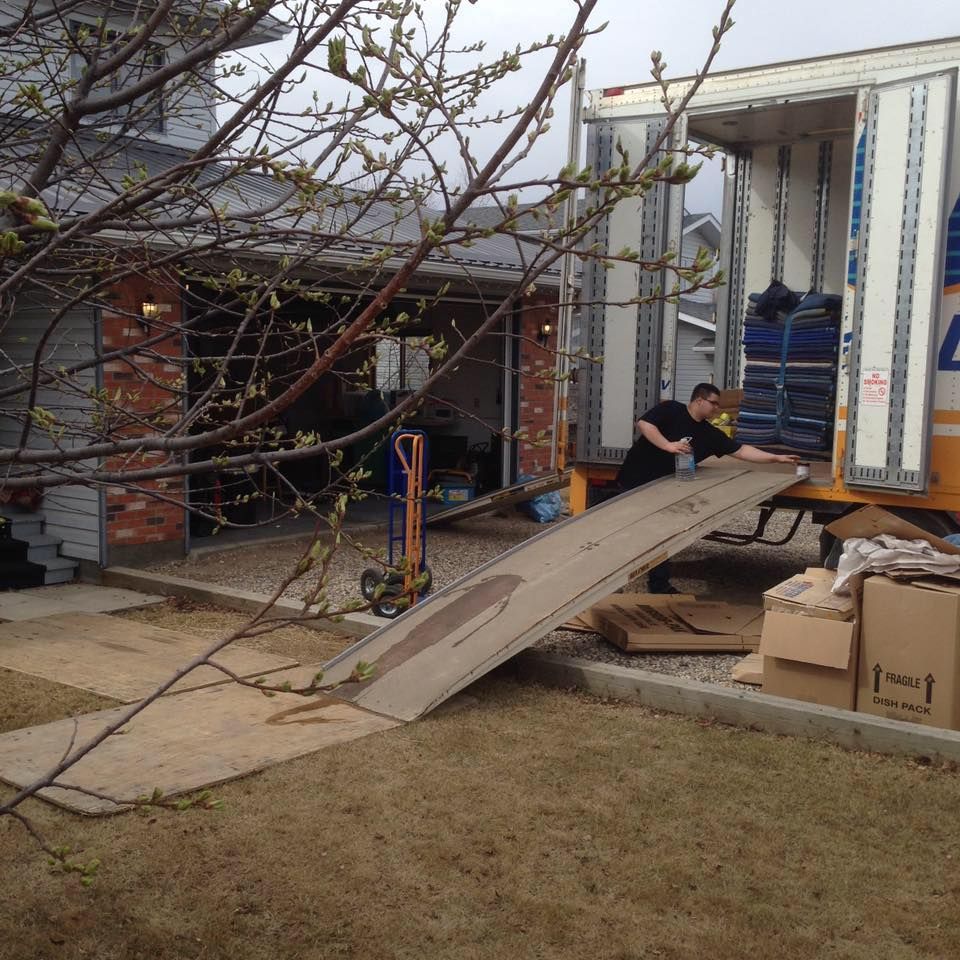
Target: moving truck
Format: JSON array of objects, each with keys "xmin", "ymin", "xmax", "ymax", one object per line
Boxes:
[{"xmin": 569, "ymin": 36, "xmax": 960, "ymax": 539}]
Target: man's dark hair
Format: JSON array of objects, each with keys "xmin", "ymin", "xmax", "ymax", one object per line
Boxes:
[{"xmin": 690, "ymin": 383, "xmax": 720, "ymax": 403}]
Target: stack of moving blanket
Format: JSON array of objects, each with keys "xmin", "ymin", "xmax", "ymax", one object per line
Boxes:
[{"xmin": 737, "ymin": 288, "xmax": 843, "ymax": 456}]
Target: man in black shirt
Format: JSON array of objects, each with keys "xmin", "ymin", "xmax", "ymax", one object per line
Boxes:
[{"xmin": 617, "ymin": 382, "xmax": 798, "ymax": 593}]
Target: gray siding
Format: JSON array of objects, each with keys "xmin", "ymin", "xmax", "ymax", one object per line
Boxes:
[
  {"xmin": 0, "ymin": 3, "xmax": 216, "ymax": 150},
  {"xmin": 0, "ymin": 294, "xmax": 101, "ymax": 562},
  {"xmin": 681, "ymin": 225, "xmax": 720, "ymax": 305},
  {"xmin": 675, "ymin": 323, "xmax": 715, "ymax": 403}
]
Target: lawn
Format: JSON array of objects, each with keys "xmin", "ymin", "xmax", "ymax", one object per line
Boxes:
[{"xmin": 1, "ymin": 602, "xmax": 958, "ymax": 960}]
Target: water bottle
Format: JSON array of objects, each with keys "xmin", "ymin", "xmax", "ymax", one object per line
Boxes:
[{"xmin": 675, "ymin": 437, "xmax": 695, "ymax": 481}]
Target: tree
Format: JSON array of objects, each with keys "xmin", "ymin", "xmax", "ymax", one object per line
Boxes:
[{"xmin": 0, "ymin": 0, "xmax": 735, "ymax": 870}]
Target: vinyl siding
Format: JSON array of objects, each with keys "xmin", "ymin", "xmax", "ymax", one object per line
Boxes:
[
  {"xmin": 0, "ymin": 3, "xmax": 216, "ymax": 150},
  {"xmin": 674, "ymin": 322, "xmax": 715, "ymax": 404},
  {"xmin": 680, "ymin": 225, "xmax": 720, "ymax": 305},
  {"xmin": 0, "ymin": 294, "xmax": 101, "ymax": 562}
]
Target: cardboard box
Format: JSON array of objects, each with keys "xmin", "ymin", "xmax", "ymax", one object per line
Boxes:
[
  {"xmin": 763, "ymin": 567, "xmax": 855, "ymax": 621},
  {"xmin": 563, "ymin": 593, "xmax": 696, "ymax": 633},
  {"xmin": 759, "ymin": 611, "xmax": 858, "ymax": 710},
  {"xmin": 825, "ymin": 505, "xmax": 960, "ymax": 556},
  {"xmin": 858, "ymin": 576, "xmax": 960, "ymax": 730},
  {"xmin": 731, "ymin": 652, "xmax": 763, "ymax": 686},
  {"xmin": 596, "ymin": 595, "xmax": 763, "ymax": 653}
]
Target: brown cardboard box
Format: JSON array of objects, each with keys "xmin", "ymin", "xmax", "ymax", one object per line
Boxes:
[
  {"xmin": 762, "ymin": 567, "xmax": 855, "ymax": 621},
  {"xmin": 597, "ymin": 596, "xmax": 763, "ymax": 653},
  {"xmin": 759, "ymin": 611, "xmax": 858, "ymax": 709},
  {"xmin": 731, "ymin": 652, "xmax": 763, "ymax": 686},
  {"xmin": 858, "ymin": 576, "xmax": 960, "ymax": 730},
  {"xmin": 564, "ymin": 593, "xmax": 697, "ymax": 633},
  {"xmin": 826, "ymin": 505, "xmax": 960, "ymax": 556}
]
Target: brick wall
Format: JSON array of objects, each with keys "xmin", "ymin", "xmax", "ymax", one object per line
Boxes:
[
  {"xmin": 101, "ymin": 274, "xmax": 186, "ymax": 561},
  {"xmin": 517, "ymin": 296, "xmax": 559, "ymax": 476}
]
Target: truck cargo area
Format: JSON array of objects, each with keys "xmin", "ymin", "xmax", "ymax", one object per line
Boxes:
[{"xmin": 576, "ymin": 38, "xmax": 960, "ymax": 516}]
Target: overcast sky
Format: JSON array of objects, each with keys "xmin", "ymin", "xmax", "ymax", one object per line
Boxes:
[
  {"xmin": 245, "ymin": 0, "xmax": 960, "ymax": 217},
  {"xmin": 465, "ymin": 0, "xmax": 960, "ymax": 215}
]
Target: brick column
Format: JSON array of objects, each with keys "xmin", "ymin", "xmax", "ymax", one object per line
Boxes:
[
  {"xmin": 100, "ymin": 275, "xmax": 186, "ymax": 564},
  {"xmin": 517, "ymin": 296, "xmax": 559, "ymax": 476}
]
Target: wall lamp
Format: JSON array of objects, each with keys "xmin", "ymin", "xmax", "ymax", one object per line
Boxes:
[
  {"xmin": 139, "ymin": 295, "xmax": 161, "ymax": 331},
  {"xmin": 537, "ymin": 319, "xmax": 553, "ymax": 346}
]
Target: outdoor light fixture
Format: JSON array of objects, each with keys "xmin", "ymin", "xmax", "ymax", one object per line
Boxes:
[
  {"xmin": 139, "ymin": 295, "xmax": 160, "ymax": 331},
  {"xmin": 537, "ymin": 319, "xmax": 553, "ymax": 345}
]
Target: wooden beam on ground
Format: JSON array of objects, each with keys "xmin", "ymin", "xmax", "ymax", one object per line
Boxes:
[
  {"xmin": 426, "ymin": 469, "xmax": 572, "ymax": 526},
  {"xmin": 323, "ymin": 466, "xmax": 797, "ymax": 722},
  {"xmin": 514, "ymin": 651, "xmax": 960, "ymax": 763}
]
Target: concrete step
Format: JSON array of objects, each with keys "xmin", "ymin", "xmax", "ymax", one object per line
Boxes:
[
  {"xmin": 27, "ymin": 534, "xmax": 61, "ymax": 564},
  {"xmin": 0, "ymin": 514, "xmax": 44, "ymax": 541},
  {"xmin": 41, "ymin": 556, "xmax": 77, "ymax": 586}
]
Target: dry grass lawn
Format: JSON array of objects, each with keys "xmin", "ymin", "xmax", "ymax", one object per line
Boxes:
[{"xmin": 2, "ymin": 643, "xmax": 960, "ymax": 960}]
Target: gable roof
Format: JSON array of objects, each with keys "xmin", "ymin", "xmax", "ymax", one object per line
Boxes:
[{"xmin": 6, "ymin": 132, "xmax": 562, "ymax": 288}]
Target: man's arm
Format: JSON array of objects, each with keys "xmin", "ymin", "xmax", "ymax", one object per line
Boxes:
[
  {"xmin": 637, "ymin": 419, "xmax": 691, "ymax": 455},
  {"xmin": 732, "ymin": 444, "xmax": 799, "ymax": 465}
]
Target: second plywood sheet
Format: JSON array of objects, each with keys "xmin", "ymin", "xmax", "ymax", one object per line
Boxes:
[
  {"xmin": 0, "ymin": 613, "xmax": 297, "ymax": 703},
  {"xmin": 0, "ymin": 583, "xmax": 164, "ymax": 621}
]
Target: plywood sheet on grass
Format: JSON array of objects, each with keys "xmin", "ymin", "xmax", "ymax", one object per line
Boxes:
[
  {"xmin": 324, "ymin": 466, "xmax": 797, "ymax": 721},
  {"xmin": 0, "ymin": 613, "xmax": 297, "ymax": 703},
  {"xmin": 0, "ymin": 684, "xmax": 399, "ymax": 814},
  {"xmin": 0, "ymin": 583, "xmax": 164, "ymax": 621}
]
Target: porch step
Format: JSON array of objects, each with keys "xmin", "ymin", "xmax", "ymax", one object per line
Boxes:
[
  {"xmin": 0, "ymin": 511, "xmax": 77, "ymax": 589},
  {"xmin": 0, "ymin": 513, "xmax": 45, "ymax": 542},
  {"xmin": 41, "ymin": 556, "xmax": 79, "ymax": 585}
]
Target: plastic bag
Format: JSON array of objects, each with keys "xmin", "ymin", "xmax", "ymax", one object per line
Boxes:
[{"xmin": 516, "ymin": 474, "xmax": 563, "ymax": 524}]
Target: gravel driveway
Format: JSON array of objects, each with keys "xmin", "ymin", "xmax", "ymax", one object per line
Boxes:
[{"xmin": 151, "ymin": 505, "xmax": 821, "ymax": 689}]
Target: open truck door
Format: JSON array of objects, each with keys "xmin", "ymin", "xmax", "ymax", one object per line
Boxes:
[
  {"xmin": 844, "ymin": 69, "xmax": 958, "ymax": 493},
  {"xmin": 578, "ymin": 114, "xmax": 686, "ymax": 464}
]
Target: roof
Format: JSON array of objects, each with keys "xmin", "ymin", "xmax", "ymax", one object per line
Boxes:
[
  {"xmin": 682, "ymin": 211, "xmax": 721, "ymax": 249},
  {"xmin": 678, "ymin": 299, "xmax": 715, "ymax": 323},
  {"xmin": 8, "ymin": 132, "xmax": 561, "ymax": 288}
]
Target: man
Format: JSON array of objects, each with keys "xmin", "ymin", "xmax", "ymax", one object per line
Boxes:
[{"xmin": 618, "ymin": 382, "xmax": 799, "ymax": 594}]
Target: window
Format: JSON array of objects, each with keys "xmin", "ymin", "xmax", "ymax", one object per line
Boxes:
[
  {"xmin": 69, "ymin": 22, "xmax": 166, "ymax": 133},
  {"xmin": 375, "ymin": 337, "xmax": 431, "ymax": 392}
]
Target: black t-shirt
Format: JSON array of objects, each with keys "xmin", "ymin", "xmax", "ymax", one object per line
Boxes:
[{"xmin": 616, "ymin": 400, "xmax": 742, "ymax": 489}]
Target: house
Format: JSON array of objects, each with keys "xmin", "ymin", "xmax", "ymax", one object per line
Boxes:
[
  {"xmin": 675, "ymin": 211, "xmax": 722, "ymax": 402},
  {"xmin": 0, "ymin": 4, "xmax": 564, "ymax": 585}
]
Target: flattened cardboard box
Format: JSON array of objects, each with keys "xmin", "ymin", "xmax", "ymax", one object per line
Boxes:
[
  {"xmin": 763, "ymin": 567, "xmax": 855, "ymax": 621},
  {"xmin": 731, "ymin": 652, "xmax": 763, "ymax": 686},
  {"xmin": 760, "ymin": 610, "xmax": 858, "ymax": 710},
  {"xmin": 564, "ymin": 593, "xmax": 696, "ymax": 634},
  {"xmin": 826, "ymin": 505, "xmax": 960, "ymax": 556},
  {"xmin": 858, "ymin": 576, "xmax": 960, "ymax": 730},
  {"xmin": 598, "ymin": 596, "xmax": 763, "ymax": 654}
]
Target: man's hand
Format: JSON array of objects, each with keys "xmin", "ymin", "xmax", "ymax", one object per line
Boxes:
[
  {"xmin": 665, "ymin": 440, "xmax": 692, "ymax": 455},
  {"xmin": 775, "ymin": 454, "xmax": 800, "ymax": 465}
]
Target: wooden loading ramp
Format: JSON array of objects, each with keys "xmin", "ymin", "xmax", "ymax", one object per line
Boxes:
[
  {"xmin": 426, "ymin": 469, "xmax": 572, "ymax": 526},
  {"xmin": 326, "ymin": 466, "xmax": 797, "ymax": 721}
]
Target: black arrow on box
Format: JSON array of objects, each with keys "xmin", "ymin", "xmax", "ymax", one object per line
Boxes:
[
  {"xmin": 925, "ymin": 674, "xmax": 936, "ymax": 705},
  {"xmin": 873, "ymin": 663, "xmax": 882, "ymax": 694}
]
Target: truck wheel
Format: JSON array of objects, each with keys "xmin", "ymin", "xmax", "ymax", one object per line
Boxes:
[{"xmin": 819, "ymin": 527, "xmax": 842, "ymax": 570}]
